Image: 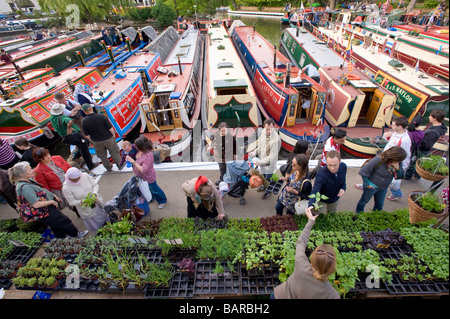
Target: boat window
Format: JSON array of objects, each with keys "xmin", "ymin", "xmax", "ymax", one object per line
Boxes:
[
  {"xmin": 218, "ymin": 62, "xmax": 233, "ymax": 69},
  {"xmin": 176, "ymin": 45, "xmax": 190, "ymax": 57},
  {"xmin": 216, "ymin": 87, "xmax": 247, "ymax": 96}
]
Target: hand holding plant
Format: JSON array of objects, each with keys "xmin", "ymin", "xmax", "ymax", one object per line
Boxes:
[{"xmin": 82, "ymin": 192, "xmax": 97, "ymax": 209}]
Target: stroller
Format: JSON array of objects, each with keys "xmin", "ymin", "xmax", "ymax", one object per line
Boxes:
[
  {"xmin": 104, "ymin": 176, "xmax": 150, "ymax": 222},
  {"xmin": 220, "ymin": 159, "xmax": 258, "ymax": 206}
]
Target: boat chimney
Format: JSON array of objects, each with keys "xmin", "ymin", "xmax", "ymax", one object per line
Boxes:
[
  {"xmin": 296, "ymin": 26, "xmax": 299, "ymax": 37},
  {"xmin": 273, "ymin": 45, "xmax": 277, "ymax": 70},
  {"xmin": 125, "ymin": 37, "xmax": 132, "ymax": 52},
  {"xmin": 178, "ymin": 56, "xmax": 183, "ymax": 75},
  {"xmin": 140, "ymin": 70, "xmax": 150, "ymax": 98},
  {"xmin": 75, "ymin": 51, "xmax": 86, "ymax": 67},
  {"xmin": 66, "ymin": 79, "xmax": 75, "ymax": 92},
  {"xmin": 285, "ymin": 62, "xmax": 291, "ymax": 88},
  {"xmin": 0, "ymin": 84, "xmax": 8, "ymax": 100}
]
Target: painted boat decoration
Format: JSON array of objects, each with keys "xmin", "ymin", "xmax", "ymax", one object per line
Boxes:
[
  {"xmin": 203, "ymin": 24, "xmax": 260, "ymax": 152},
  {"xmin": 0, "ymin": 67, "xmax": 103, "ymax": 145},
  {"xmin": 87, "ymin": 50, "xmax": 163, "ymax": 139},
  {"xmin": 312, "ymin": 23, "xmax": 449, "ymax": 155},
  {"xmin": 280, "ymin": 26, "xmax": 398, "ymax": 158},
  {"xmin": 0, "ymin": 67, "xmax": 56, "ymax": 99},
  {"xmin": 231, "ymin": 22, "xmax": 330, "ymax": 153},
  {"xmin": 138, "ymin": 28, "xmax": 204, "ymax": 162}
]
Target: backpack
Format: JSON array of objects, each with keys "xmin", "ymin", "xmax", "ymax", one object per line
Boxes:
[{"xmin": 408, "ymin": 130, "xmax": 425, "ymax": 162}]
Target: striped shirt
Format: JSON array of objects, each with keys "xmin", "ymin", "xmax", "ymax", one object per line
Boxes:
[{"xmin": 0, "ymin": 140, "xmax": 16, "ymax": 166}]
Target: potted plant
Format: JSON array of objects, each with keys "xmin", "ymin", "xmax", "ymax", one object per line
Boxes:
[
  {"xmin": 82, "ymin": 192, "xmax": 97, "ymax": 209},
  {"xmin": 308, "ymin": 192, "xmax": 329, "ymax": 215},
  {"xmin": 408, "ymin": 191, "xmax": 446, "ymax": 223},
  {"xmin": 416, "ymin": 156, "xmax": 448, "ymax": 181}
]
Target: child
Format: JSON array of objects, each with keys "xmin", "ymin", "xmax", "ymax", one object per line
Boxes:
[{"xmin": 119, "ymin": 140, "xmax": 138, "ymax": 167}]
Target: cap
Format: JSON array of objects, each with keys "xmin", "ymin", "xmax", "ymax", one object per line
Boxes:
[{"xmin": 81, "ymin": 103, "xmax": 92, "ymax": 112}]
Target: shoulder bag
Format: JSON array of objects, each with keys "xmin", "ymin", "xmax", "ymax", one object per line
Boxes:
[
  {"xmin": 294, "ymin": 178, "xmax": 311, "ymax": 215},
  {"xmin": 16, "ymin": 183, "xmax": 50, "ymax": 223}
]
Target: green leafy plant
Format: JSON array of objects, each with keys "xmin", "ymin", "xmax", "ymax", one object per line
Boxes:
[
  {"xmin": 416, "ymin": 192, "xmax": 446, "ymax": 214},
  {"xmin": 308, "ymin": 192, "xmax": 329, "ymax": 212},
  {"xmin": 418, "ymin": 156, "xmax": 449, "ymax": 176},
  {"xmin": 81, "ymin": 192, "xmax": 97, "ymax": 208}
]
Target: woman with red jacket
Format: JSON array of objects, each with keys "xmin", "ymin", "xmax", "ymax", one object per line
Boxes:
[{"xmin": 33, "ymin": 147, "xmax": 72, "ymax": 211}]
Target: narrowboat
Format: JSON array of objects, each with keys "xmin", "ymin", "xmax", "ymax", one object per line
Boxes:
[
  {"xmin": 280, "ymin": 26, "xmax": 398, "ymax": 158},
  {"xmin": 0, "ymin": 67, "xmax": 103, "ymax": 145},
  {"xmin": 203, "ymin": 23, "xmax": 260, "ymax": 154},
  {"xmin": 138, "ymin": 28, "xmax": 204, "ymax": 162},
  {"xmin": 231, "ymin": 23, "xmax": 330, "ymax": 153}
]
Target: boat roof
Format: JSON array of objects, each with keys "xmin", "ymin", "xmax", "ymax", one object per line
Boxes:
[
  {"xmin": 347, "ymin": 27, "xmax": 449, "ymax": 68},
  {"xmin": 207, "ymin": 25, "xmax": 254, "ymax": 97},
  {"xmin": 320, "ymin": 65, "xmax": 394, "ymax": 97},
  {"xmin": 362, "ymin": 24, "xmax": 449, "ymax": 54},
  {"xmin": 318, "ymin": 27, "xmax": 449, "ymax": 96},
  {"xmin": 10, "ymin": 34, "xmax": 102, "ymax": 69},
  {"xmin": 151, "ymin": 30, "xmax": 200, "ymax": 96},
  {"xmin": 351, "ymin": 43, "xmax": 449, "ymax": 96},
  {"xmin": 233, "ymin": 26, "xmax": 300, "ymax": 94},
  {"xmin": 93, "ymin": 51, "xmax": 160, "ymax": 102},
  {"xmin": 20, "ymin": 67, "xmax": 97, "ymax": 101},
  {"xmin": 285, "ymin": 27, "xmax": 344, "ymax": 67},
  {"xmin": 165, "ymin": 29, "xmax": 199, "ymax": 66},
  {"xmin": 9, "ymin": 36, "xmax": 75, "ymax": 61}
]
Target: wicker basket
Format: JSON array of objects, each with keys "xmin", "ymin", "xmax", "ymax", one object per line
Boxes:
[
  {"xmin": 408, "ymin": 191, "xmax": 445, "ymax": 223},
  {"xmin": 415, "ymin": 161, "xmax": 447, "ymax": 182}
]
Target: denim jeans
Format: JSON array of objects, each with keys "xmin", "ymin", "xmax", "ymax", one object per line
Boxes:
[
  {"xmin": 389, "ymin": 179, "xmax": 403, "ymax": 198},
  {"xmin": 276, "ymin": 199, "xmax": 295, "ymax": 215},
  {"xmin": 356, "ymin": 186, "xmax": 388, "ymax": 213},
  {"xmin": 147, "ymin": 181, "xmax": 167, "ymax": 204}
]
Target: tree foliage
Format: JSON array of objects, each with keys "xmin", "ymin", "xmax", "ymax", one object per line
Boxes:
[{"xmin": 37, "ymin": 0, "xmax": 134, "ymax": 23}]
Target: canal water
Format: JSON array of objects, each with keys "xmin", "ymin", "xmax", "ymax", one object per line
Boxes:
[{"xmin": 219, "ymin": 13, "xmax": 288, "ymax": 46}]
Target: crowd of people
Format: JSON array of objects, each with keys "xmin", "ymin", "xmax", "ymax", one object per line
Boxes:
[{"xmin": 0, "ymin": 108, "xmax": 448, "ymax": 298}]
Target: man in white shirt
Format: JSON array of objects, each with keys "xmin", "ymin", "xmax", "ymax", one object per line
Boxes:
[
  {"xmin": 383, "ymin": 116, "xmax": 411, "ymax": 200},
  {"xmin": 356, "ymin": 116, "xmax": 411, "ymax": 201}
]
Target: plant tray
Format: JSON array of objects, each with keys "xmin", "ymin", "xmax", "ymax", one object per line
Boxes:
[
  {"xmin": 241, "ymin": 262, "xmax": 281, "ymax": 295},
  {"xmin": 0, "ymin": 279, "xmax": 12, "ymax": 290},
  {"xmin": 166, "ymin": 249, "xmax": 197, "ymax": 264},
  {"xmin": 5, "ymin": 246, "xmax": 39, "ymax": 264},
  {"xmin": 351, "ymin": 272, "xmax": 387, "ymax": 292},
  {"xmin": 194, "ymin": 261, "xmax": 241, "ymax": 295},
  {"xmin": 385, "ymin": 274, "xmax": 441, "ymax": 295},
  {"xmin": 434, "ymin": 281, "xmax": 449, "ymax": 293},
  {"xmin": 377, "ymin": 244, "xmax": 414, "ymax": 260},
  {"xmin": 59, "ymin": 277, "xmax": 101, "ymax": 292},
  {"xmin": 145, "ymin": 269, "xmax": 195, "ymax": 298},
  {"xmin": 133, "ymin": 249, "xmax": 164, "ymax": 264},
  {"xmin": 266, "ymin": 181, "xmax": 283, "ymax": 195}
]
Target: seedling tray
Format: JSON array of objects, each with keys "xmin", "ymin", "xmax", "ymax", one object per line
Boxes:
[
  {"xmin": 377, "ymin": 245, "xmax": 414, "ymax": 261},
  {"xmin": 351, "ymin": 272, "xmax": 387, "ymax": 292},
  {"xmin": 0, "ymin": 279, "xmax": 12, "ymax": 290},
  {"xmin": 194, "ymin": 261, "xmax": 241, "ymax": 295},
  {"xmin": 266, "ymin": 181, "xmax": 283, "ymax": 195},
  {"xmin": 385, "ymin": 274, "xmax": 441, "ymax": 295},
  {"xmin": 241, "ymin": 262, "xmax": 281, "ymax": 295},
  {"xmin": 145, "ymin": 269, "xmax": 195, "ymax": 298},
  {"xmin": 5, "ymin": 246, "xmax": 39, "ymax": 264}
]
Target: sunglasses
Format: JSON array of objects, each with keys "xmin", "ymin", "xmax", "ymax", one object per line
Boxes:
[{"xmin": 316, "ymin": 250, "xmax": 335, "ymax": 259}]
